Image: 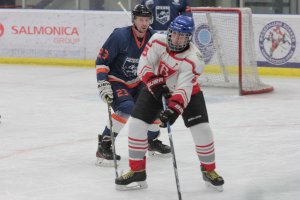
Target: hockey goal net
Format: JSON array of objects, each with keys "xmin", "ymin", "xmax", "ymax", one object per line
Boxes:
[{"xmin": 191, "ymin": 7, "xmax": 274, "ymax": 95}]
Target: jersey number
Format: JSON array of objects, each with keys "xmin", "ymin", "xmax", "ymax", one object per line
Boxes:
[
  {"xmin": 142, "ymin": 46, "xmax": 149, "ymax": 56},
  {"xmin": 116, "ymin": 89, "xmax": 129, "ymax": 97},
  {"xmin": 98, "ymin": 48, "xmax": 109, "ymax": 60}
]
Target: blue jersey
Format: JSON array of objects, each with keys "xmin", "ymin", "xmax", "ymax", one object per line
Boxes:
[
  {"xmin": 96, "ymin": 26, "xmax": 155, "ymax": 88},
  {"xmin": 140, "ymin": 0, "xmax": 192, "ymax": 31}
]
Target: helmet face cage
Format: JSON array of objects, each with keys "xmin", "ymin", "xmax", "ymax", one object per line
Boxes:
[
  {"xmin": 167, "ymin": 29, "xmax": 192, "ymax": 52},
  {"xmin": 167, "ymin": 15, "xmax": 195, "ymax": 52},
  {"xmin": 131, "ymin": 5, "xmax": 153, "ymax": 24}
]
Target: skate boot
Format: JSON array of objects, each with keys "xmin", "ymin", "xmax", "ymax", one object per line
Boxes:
[
  {"xmin": 201, "ymin": 166, "xmax": 224, "ymax": 192},
  {"xmin": 115, "ymin": 170, "xmax": 147, "ymax": 191},
  {"xmin": 95, "ymin": 135, "xmax": 121, "ymax": 167},
  {"xmin": 148, "ymin": 139, "xmax": 171, "ymax": 157}
]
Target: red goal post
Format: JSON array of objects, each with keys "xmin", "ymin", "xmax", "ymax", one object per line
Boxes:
[{"xmin": 190, "ymin": 7, "xmax": 274, "ymax": 95}]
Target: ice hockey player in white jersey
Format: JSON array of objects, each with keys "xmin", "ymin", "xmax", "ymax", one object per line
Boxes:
[{"xmin": 115, "ymin": 15, "xmax": 224, "ymax": 191}]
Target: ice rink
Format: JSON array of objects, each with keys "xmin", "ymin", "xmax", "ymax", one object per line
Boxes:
[{"xmin": 0, "ymin": 64, "xmax": 299, "ymax": 200}]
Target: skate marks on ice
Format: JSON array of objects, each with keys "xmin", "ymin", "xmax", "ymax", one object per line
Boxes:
[{"xmin": 1, "ymin": 65, "xmax": 300, "ymax": 200}]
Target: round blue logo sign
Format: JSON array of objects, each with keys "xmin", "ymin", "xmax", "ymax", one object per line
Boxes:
[
  {"xmin": 259, "ymin": 21, "xmax": 296, "ymax": 65},
  {"xmin": 193, "ymin": 24, "xmax": 215, "ymax": 64}
]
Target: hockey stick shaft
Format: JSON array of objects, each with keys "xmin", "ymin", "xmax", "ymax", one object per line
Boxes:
[
  {"xmin": 162, "ymin": 96, "xmax": 182, "ymax": 200},
  {"xmin": 107, "ymin": 102, "xmax": 119, "ymax": 178},
  {"xmin": 117, "ymin": 1, "xmax": 131, "ymax": 21}
]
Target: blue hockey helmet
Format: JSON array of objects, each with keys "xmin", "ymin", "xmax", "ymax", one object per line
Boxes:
[{"xmin": 167, "ymin": 15, "xmax": 195, "ymax": 52}]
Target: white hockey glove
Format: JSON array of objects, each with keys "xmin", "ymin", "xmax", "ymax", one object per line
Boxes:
[{"xmin": 97, "ymin": 80, "xmax": 113, "ymax": 104}]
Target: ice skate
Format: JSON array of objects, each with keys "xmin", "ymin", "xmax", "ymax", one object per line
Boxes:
[
  {"xmin": 95, "ymin": 135, "xmax": 121, "ymax": 167},
  {"xmin": 201, "ymin": 166, "xmax": 224, "ymax": 192},
  {"xmin": 115, "ymin": 170, "xmax": 147, "ymax": 191},
  {"xmin": 148, "ymin": 139, "xmax": 171, "ymax": 157}
]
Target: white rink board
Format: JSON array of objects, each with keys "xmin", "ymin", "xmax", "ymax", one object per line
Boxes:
[
  {"xmin": 0, "ymin": 9, "xmax": 130, "ymax": 60},
  {"xmin": 0, "ymin": 9, "xmax": 300, "ymax": 67}
]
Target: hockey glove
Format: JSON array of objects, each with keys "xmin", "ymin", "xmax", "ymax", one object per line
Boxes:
[
  {"xmin": 97, "ymin": 80, "xmax": 113, "ymax": 104},
  {"xmin": 160, "ymin": 100, "xmax": 184, "ymax": 127},
  {"xmin": 160, "ymin": 108, "xmax": 179, "ymax": 128},
  {"xmin": 147, "ymin": 75, "xmax": 171, "ymax": 100}
]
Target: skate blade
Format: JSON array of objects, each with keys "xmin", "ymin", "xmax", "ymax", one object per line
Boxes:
[
  {"xmin": 95, "ymin": 157, "xmax": 119, "ymax": 167},
  {"xmin": 205, "ymin": 182, "xmax": 224, "ymax": 192},
  {"xmin": 116, "ymin": 181, "xmax": 148, "ymax": 191},
  {"xmin": 148, "ymin": 150, "xmax": 172, "ymax": 158}
]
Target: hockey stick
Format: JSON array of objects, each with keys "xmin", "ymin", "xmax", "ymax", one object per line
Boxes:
[
  {"xmin": 107, "ymin": 101, "xmax": 119, "ymax": 178},
  {"xmin": 162, "ymin": 96, "xmax": 182, "ymax": 200},
  {"xmin": 117, "ymin": 1, "xmax": 131, "ymax": 21}
]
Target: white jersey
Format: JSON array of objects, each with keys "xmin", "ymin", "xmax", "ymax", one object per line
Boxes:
[{"xmin": 138, "ymin": 33, "xmax": 205, "ymax": 109}]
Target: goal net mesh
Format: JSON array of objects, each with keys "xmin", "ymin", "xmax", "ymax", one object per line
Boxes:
[{"xmin": 191, "ymin": 7, "xmax": 273, "ymax": 95}]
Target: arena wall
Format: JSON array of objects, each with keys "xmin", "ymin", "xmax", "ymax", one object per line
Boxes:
[{"xmin": 0, "ymin": 9, "xmax": 299, "ymax": 77}]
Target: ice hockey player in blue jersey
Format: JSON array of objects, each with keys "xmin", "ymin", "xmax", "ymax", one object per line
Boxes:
[
  {"xmin": 95, "ymin": 4, "xmax": 171, "ymax": 167},
  {"xmin": 140, "ymin": 0, "xmax": 192, "ymax": 32}
]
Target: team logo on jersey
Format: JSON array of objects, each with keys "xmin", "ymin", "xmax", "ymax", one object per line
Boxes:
[
  {"xmin": 259, "ymin": 21, "xmax": 296, "ymax": 65},
  {"xmin": 122, "ymin": 57, "xmax": 139, "ymax": 78},
  {"xmin": 0, "ymin": 23, "xmax": 4, "ymax": 37},
  {"xmin": 158, "ymin": 60, "xmax": 177, "ymax": 77},
  {"xmin": 155, "ymin": 6, "xmax": 170, "ymax": 25},
  {"xmin": 193, "ymin": 24, "xmax": 216, "ymax": 64}
]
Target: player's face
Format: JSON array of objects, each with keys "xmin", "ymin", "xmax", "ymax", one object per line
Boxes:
[
  {"xmin": 170, "ymin": 31, "xmax": 189, "ymax": 47},
  {"xmin": 133, "ymin": 16, "xmax": 151, "ymax": 34}
]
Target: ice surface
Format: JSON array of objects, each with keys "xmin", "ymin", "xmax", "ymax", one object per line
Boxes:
[{"xmin": 0, "ymin": 64, "xmax": 299, "ymax": 200}]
